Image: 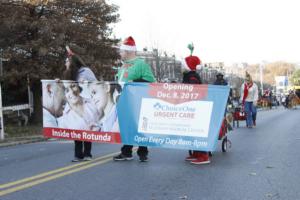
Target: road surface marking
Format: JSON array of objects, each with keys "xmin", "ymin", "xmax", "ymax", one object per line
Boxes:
[
  {"xmin": 0, "ymin": 157, "xmax": 112, "ymax": 197},
  {"xmin": 0, "ymin": 151, "xmax": 121, "ymax": 190},
  {"xmin": 0, "ymin": 148, "xmax": 137, "ymax": 197}
]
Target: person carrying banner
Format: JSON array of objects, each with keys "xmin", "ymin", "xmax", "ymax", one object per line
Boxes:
[
  {"xmin": 62, "ymin": 47, "xmax": 100, "ymax": 162},
  {"xmin": 113, "ymin": 36, "xmax": 156, "ymax": 162},
  {"xmin": 182, "ymin": 43, "xmax": 210, "ymax": 165},
  {"xmin": 240, "ymin": 72, "xmax": 258, "ymax": 128},
  {"xmin": 214, "ymin": 72, "xmax": 231, "ymax": 108}
]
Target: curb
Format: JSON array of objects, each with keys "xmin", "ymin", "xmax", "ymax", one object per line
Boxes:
[{"xmin": 0, "ymin": 136, "xmax": 48, "ymax": 148}]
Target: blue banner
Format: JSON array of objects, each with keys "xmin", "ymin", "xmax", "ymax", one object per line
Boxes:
[{"xmin": 117, "ymin": 82, "xmax": 230, "ymax": 151}]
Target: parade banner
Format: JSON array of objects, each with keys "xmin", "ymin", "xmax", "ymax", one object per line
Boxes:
[
  {"xmin": 42, "ymin": 80, "xmax": 229, "ymax": 151},
  {"xmin": 117, "ymin": 83, "xmax": 230, "ymax": 151},
  {"xmin": 41, "ymin": 80, "xmax": 122, "ymax": 144}
]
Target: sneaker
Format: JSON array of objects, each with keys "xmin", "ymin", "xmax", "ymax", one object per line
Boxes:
[
  {"xmin": 139, "ymin": 156, "xmax": 148, "ymax": 162},
  {"xmin": 72, "ymin": 157, "xmax": 83, "ymax": 162},
  {"xmin": 113, "ymin": 154, "xmax": 133, "ymax": 161},
  {"xmin": 190, "ymin": 154, "xmax": 210, "ymax": 165},
  {"xmin": 83, "ymin": 156, "xmax": 92, "ymax": 161},
  {"xmin": 185, "ymin": 155, "xmax": 197, "ymax": 161}
]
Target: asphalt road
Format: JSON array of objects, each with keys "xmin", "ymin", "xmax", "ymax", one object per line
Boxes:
[{"xmin": 0, "ymin": 106, "xmax": 299, "ymax": 200}]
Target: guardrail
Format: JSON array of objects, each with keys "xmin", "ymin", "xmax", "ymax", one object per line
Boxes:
[
  {"xmin": 2, "ymin": 104, "xmax": 33, "ymax": 126},
  {"xmin": 3, "ymin": 104, "xmax": 32, "ymax": 113}
]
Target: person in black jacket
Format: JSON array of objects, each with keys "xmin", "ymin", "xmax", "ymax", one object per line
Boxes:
[
  {"xmin": 182, "ymin": 44, "xmax": 210, "ymax": 165},
  {"xmin": 63, "ymin": 46, "xmax": 98, "ymax": 162},
  {"xmin": 214, "ymin": 73, "xmax": 228, "ymax": 86}
]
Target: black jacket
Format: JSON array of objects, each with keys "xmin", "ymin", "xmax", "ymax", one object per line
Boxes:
[{"xmin": 182, "ymin": 71, "xmax": 202, "ymax": 84}]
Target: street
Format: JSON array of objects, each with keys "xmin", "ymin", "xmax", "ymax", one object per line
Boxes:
[{"xmin": 0, "ymin": 106, "xmax": 299, "ymax": 200}]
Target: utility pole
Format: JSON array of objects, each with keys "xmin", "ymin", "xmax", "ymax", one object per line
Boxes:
[
  {"xmin": 0, "ymin": 49, "xmax": 4, "ymax": 140},
  {"xmin": 0, "ymin": 50, "xmax": 9, "ymax": 140},
  {"xmin": 259, "ymin": 62, "xmax": 264, "ymax": 96}
]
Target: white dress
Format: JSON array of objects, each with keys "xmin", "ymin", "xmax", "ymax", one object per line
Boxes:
[
  {"xmin": 58, "ymin": 98, "xmax": 101, "ymax": 131},
  {"xmin": 100, "ymin": 105, "xmax": 119, "ymax": 132},
  {"xmin": 43, "ymin": 108, "xmax": 58, "ymax": 127}
]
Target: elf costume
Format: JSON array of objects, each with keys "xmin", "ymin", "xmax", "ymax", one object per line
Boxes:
[
  {"xmin": 113, "ymin": 36, "xmax": 155, "ymax": 162},
  {"xmin": 117, "ymin": 36, "xmax": 155, "ymax": 83},
  {"xmin": 182, "ymin": 43, "xmax": 210, "ymax": 165}
]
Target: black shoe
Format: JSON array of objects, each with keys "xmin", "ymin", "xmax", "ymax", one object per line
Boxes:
[
  {"xmin": 113, "ymin": 154, "xmax": 133, "ymax": 161},
  {"xmin": 139, "ymin": 156, "xmax": 148, "ymax": 162}
]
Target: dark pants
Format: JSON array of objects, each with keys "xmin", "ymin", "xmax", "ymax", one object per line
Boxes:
[
  {"xmin": 74, "ymin": 140, "xmax": 92, "ymax": 158},
  {"xmin": 252, "ymin": 111, "xmax": 256, "ymax": 123},
  {"xmin": 121, "ymin": 145, "xmax": 148, "ymax": 157}
]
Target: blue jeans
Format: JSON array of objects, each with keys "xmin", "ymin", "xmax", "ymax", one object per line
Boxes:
[
  {"xmin": 252, "ymin": 105, "xmax": 257, "ymax": 123},
  {"xmin": 244, "ymin": 102, "xmax": 256, "ymax": 127}
]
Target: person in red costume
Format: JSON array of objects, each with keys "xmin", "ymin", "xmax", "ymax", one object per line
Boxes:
[{"xmin": 182, "ymin": 43, "xmax": 210, "ymax": 165}]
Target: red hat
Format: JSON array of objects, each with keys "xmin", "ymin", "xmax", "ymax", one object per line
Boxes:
[
  {"xmin": 182, "ymin": 55, "xmax": 202, "ymax": 71},
  {"xmin": 120, "ymin": 36, "xmax": 137, "ymax": 51}
]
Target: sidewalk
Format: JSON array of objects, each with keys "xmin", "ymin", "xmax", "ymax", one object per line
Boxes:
[{"xmin": 0, "ymin": 135, "xmax": 48, "ymax": 148}]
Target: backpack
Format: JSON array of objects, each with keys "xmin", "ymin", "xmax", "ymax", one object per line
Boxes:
[{"xmin": 182, "ymin": 71, "xmax": 202, "ymax": 84}]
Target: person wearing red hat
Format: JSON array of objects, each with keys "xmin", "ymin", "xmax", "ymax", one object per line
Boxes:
[
  {"xmin": 182, "ymin": 43, "xmax": 202, "ymax": 83},
  {"xmin": 113, "ymin": 36, "xmax": 156, "ymax": 162},
  {"xmin": 116, "ymin": 36, "xmax": 156, "ymax": 83},
  {"xmin": 182, "ymin": 43, "xmax": 211, "ymax": 165}
]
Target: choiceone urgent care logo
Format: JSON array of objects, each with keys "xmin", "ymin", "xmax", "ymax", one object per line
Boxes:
[
  {"xmin": 153, "ymin": 102, "xmax": 196, "ymax": 119},
  {"xmin": 153, "ymin": 102, "xmax": 195, "ymax": 112}
]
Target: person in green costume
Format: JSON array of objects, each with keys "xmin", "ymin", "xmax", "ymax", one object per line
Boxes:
[{"xmin": 113, "ymin": 36, "xmax": 156, "ymax": 162}]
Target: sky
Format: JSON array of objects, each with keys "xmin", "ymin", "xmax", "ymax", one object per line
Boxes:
[{"xmin": 108, "ymin": 0, "xmax": 300, "ymax": 64}]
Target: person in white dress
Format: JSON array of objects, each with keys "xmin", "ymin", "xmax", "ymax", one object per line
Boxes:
[
  {"xmin": 58, "ymin": 82, "xmax": 102, "ymax": 131},
  {"xmin": 42, "ymin": 81, "xmax": 66, "ymax": 127},
  {"xmin": 88, "ymin": 82, "xmax": 121, "ymax": 132}
]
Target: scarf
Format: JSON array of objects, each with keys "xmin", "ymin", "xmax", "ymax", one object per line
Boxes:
[{"xmin": 242, "ymin": 82, "xmax": 253, "ymax": 104}]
